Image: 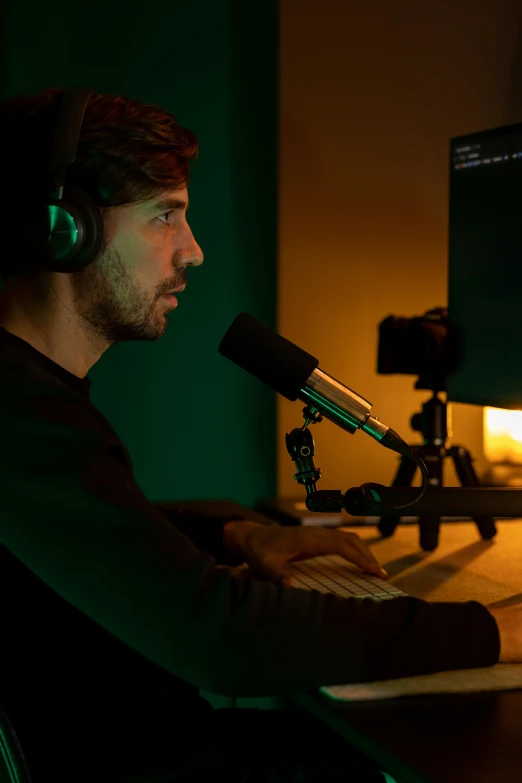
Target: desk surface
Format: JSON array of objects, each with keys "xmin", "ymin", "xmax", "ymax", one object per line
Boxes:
[
  {"xmin": 347, "ymin": 518, "xmax": 522, "ymax": 607},
  {"xmin": 295, "ymin": 519, "xmax": 522, "ymax": 783},
  {"xmin": 169, "ymin": 501, "xmax": 522, "ymax": 782}
]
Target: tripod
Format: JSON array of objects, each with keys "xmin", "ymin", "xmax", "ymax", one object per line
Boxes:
[{"xmin": 378, "ymin": 391, "xmax": 497, "ymax": 550}]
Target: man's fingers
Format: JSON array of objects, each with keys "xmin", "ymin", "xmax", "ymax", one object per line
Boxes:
[
  {"xmin": 294, "ymin": 527, "xmax": 387, "ymax": 578},
  {"xmin": 339, "ymin": 532, "xmax": 388, "ymax": 578},
  {"xmin": 343, "ymin": 531, "xmax": 380, "ymax": 566}
]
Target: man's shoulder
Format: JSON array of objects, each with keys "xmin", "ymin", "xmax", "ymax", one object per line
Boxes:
[{"xmin": 0, "ymin": 355, "xmax": 130, "ymax": 463}]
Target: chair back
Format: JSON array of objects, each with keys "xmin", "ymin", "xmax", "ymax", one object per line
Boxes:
[{"xmin": 0, "ymin": 701, "xmax": 32, "ymax": 783}]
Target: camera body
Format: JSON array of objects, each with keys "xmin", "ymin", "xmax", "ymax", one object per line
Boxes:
[{"xmin": 377, "ymin": 307, "xmax": 458, "ymax": 392}]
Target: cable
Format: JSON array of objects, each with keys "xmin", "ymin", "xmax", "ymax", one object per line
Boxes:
[{"xmin": 358, "ymin": 428, "xmax": 430, "ymax": 512}]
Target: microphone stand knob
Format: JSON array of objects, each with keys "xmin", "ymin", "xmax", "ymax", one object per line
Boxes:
[{"xmin": 285, "ymin": 427, "xmax": 322, "ymax": 494}]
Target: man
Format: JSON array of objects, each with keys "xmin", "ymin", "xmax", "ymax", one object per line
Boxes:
[{"xmin": 0, "ymin": 87, "xmax": 518, "ymax": 783}]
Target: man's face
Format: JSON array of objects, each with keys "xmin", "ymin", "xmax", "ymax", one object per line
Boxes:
[{"xmin": 69, "ymin": 186, "xmax": 203, "ymax": 345}]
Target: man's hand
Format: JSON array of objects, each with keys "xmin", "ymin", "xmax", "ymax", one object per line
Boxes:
[
  {"xmin": 222, "ymin": 520, "xmax": 388, "ymax": 586},
  {"xmin": 488, "ymin": 604, "xmax": 522, "ymax": 662}
]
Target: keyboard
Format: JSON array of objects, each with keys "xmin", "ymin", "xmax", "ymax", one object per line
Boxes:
[{"xmin": 289, "ymin": 554, "xmax": 407, "ymax": 600}]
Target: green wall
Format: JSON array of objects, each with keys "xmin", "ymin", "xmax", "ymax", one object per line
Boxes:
[{"xmin": 1, "ymin": 0, "xmax": 278, "ymax": 507}]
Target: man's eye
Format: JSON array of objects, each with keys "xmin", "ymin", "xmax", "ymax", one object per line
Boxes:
[{"xmin": 158, "ymin": 211, "xmax": 173, "ymax": 224}]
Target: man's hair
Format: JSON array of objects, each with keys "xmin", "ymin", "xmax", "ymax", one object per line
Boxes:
[{"xmin": 0, "ymin": 87, "xmax": 199, "ymax": 280}]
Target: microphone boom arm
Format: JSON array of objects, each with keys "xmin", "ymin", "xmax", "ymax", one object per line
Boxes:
[{"xmin": 286, "ymin": 408, "xmax": 522, "ymax": 521}]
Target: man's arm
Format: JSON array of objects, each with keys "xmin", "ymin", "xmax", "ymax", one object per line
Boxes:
[
  {"xmin": 487, "ymin": 605, "xmax": 522, "ymax": 662},
  {"xmin": 154, "ymin": 503, "xmax": 248, "ymax": 565},
  {"xmin": 0, "ymin": 391, "xmax": 501, "ymax": 698}
]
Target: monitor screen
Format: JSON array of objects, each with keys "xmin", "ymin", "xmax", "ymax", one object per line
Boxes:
[{"xmin": 446, "ymin": 122, "xmax": 522, "ymax": 410}]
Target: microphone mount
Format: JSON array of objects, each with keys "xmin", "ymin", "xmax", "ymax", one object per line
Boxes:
[
  {"xmin": 285, "ymin": 406, "xmax": 522, "ymax": 551},
  {"xmin": 285, "ymin": 406, "xmax": 344, "ymax": 513}
]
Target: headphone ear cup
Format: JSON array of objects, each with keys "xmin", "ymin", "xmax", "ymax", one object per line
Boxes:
[{"xmin": 24, "ymin": 185, "xmax": 105, "ymax": 273}]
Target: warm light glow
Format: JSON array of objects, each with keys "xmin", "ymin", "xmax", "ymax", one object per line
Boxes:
[{"xmin": 484, "ymin": 407, "xmax": 522, "ymax": 464}]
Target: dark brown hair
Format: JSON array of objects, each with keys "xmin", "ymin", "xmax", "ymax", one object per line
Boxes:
[{"xmin": 0, "ymin": 87, "xmax": 198, "ymax": 279}]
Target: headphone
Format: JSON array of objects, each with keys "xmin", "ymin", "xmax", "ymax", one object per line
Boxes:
[{"xmin": 24, "ymin": 86, "xmax": 105, "ymax": 273}]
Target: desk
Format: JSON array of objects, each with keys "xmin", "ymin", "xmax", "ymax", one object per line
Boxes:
[
  {"xmin": 291, "ymin": 520, "xmax": 522, "ymax": 783},
  {"xmin": 167, "ymin": 501, "xmax": 522, "ymax": 781}
]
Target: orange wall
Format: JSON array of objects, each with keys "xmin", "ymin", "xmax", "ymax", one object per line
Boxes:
[{"xmin": 278, "ymin": 0, "xmax": 522, "ymax": 498}]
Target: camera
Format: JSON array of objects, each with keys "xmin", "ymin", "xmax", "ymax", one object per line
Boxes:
[{"xmin": 377, "ymin": 307, "xmax": 458, "ymax": 392}]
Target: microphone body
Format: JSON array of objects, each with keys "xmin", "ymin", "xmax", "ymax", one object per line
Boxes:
[
  {"xmin": 300, "ymin": 367, "xmax": 388, "ymax": 442},
  {"xmin": 218, "ymin": 313, "xmax": 408, "ymax": 456}
]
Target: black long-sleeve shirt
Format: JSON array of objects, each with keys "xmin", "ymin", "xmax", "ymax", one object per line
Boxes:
[{"xmin": 0, "ymin": 327, "xmax": 500, "ymax": 779}]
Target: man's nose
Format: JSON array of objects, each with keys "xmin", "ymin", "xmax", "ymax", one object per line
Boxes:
[
  {"xmin": 179, "ymin": 228, "xmax": 204, "ymax": 268},
  {"xmin": 189, "ymin": 239, "xmax": 204, "ymax": 267}
]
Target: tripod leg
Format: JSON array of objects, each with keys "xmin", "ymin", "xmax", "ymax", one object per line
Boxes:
[
  {"xmin": 450, "ymin": 446, "xmax": 497, "ymax": 540},
  {"xmin": 378, "ymin": 454, "xmax": 418, "ymax": 538},
  {"xmin": 418, "ymin": 451, "xmax": 444, "ymax": 550},
  {"xmin": 418, "ymin": 516, "xmax": 441, "ymax": 551}
]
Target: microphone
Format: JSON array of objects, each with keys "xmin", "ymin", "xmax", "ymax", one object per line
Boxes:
[{"xmin": 218, "ymin": 312, "xmax": 413, "ymax": 460}]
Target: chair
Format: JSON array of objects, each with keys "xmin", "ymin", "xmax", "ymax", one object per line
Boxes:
[{"xmin": 0, "ymin": 701, "xmax": 33, "ymax": 783}]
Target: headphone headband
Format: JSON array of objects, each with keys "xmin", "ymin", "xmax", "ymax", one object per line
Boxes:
[{"xmin": 50, "ymin": 87, "xmax": 93, "ymax": 199}]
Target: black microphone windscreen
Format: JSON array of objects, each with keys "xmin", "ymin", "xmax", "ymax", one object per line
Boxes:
[{"xmin": 218, "ymin": 312, "xmax": 319, "ymax": 401}]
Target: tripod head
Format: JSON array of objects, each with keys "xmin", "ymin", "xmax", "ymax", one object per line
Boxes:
[{"xmin": 410, "ymin": 389, "xmax": 450, "ymax": 448}]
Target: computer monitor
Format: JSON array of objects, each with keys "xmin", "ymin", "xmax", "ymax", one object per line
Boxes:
[{"xmin": 446, "ymin": 121, "xmax": 522, "ymax": 410}]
